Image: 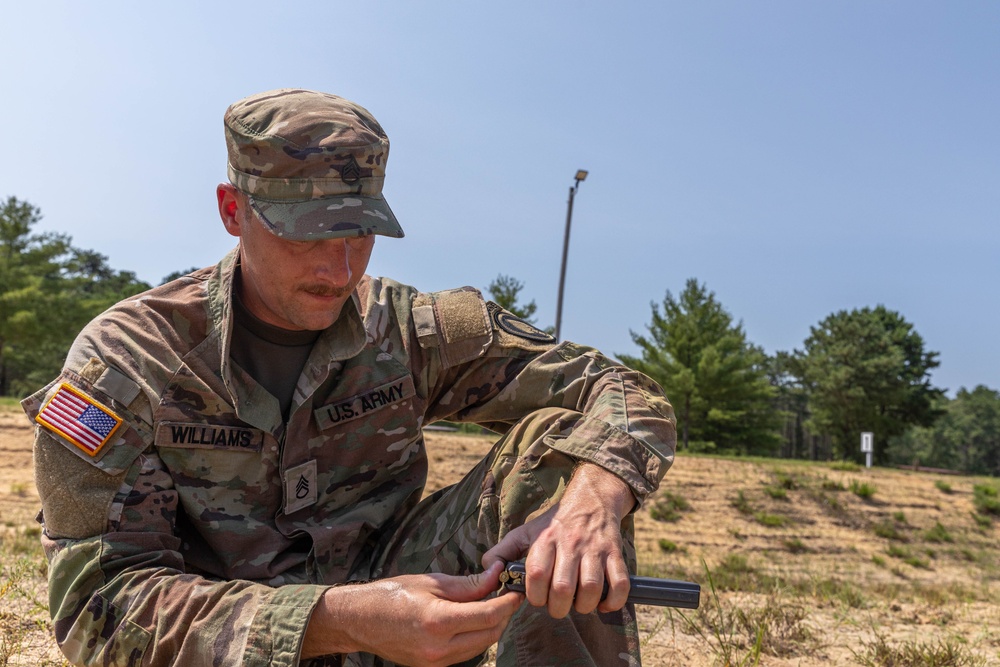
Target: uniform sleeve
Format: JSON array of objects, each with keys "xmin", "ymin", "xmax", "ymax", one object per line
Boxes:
[
  {"xmin": 24, "ymin": 364, "xmax": 325, "ymax": 667},
  {"xmin": 410, "ymin": 288, "xmax": 677, "ymax": 504}
]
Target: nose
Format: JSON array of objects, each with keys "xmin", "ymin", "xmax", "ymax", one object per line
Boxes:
[{"xmin": 312, "ymin": 238, "xmax": 353, "ymax": 287}]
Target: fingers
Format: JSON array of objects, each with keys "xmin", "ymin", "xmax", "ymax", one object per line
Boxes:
[
  {"xmin": 572, "ymin": 554, "xmax": 605, "ymax": 615},
  {"xmin": 547, "ymin": 560, "xmax": 577, "ymax": 619},
  {"xmin": 524, "ymin": 541, "xmax": 557, "ymax": 612},
  {"xmin": 524, "ymin": 548, "xmax": 633, "ymax": 618},
  {"xmin": 405, "ymin": 587, "xmax": 524, "ymax": 667},
  {"xmin": 439, "ymin": 594, "xmax": 524, "ymax": 665},
  {"xmin": 596, "ymin": 552, "xmax": 630, "ymax": 613},
  {"xmin": 434, "ymin": 582, "xmax": 524, "ymax": 640}
]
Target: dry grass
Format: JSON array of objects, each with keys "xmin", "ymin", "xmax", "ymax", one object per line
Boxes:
[{"xmin": 3, "ymin": 407, "xmax": 1000, "ymax": 666}]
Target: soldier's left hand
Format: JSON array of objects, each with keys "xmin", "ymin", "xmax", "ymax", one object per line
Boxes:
[{"xmin": 482, "ymin": 462, "xmax": 635, "ymax": 618}]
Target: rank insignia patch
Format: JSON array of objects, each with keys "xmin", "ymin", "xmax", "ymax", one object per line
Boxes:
[{"xmin": 36, "ymin": 383, "xmax": 123, "ymax": 457}]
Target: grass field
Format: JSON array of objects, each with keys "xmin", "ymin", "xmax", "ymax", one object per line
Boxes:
[{"xmin": 2, "ymin": 406, "xmax": 998, "ymax": 665}]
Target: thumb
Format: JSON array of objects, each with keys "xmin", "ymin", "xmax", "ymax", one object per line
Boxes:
[
  {"xmin": 444, "ymin": 560, "xmax": 507, "ymax": 602},
  {"xmin": 482, "ymin": 523, "xmax": 533, "ymax": 570}
]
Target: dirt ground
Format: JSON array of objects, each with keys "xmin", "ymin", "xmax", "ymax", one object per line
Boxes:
[{"xmin": 2, "ymin": 410, "xmax": 999, "ymax": 665}]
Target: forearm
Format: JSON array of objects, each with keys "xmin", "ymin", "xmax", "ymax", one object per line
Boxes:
[
  {"xmin": 566, "ymin": 462, "xmax": 636, "ymax": 519},
  {"xmin": 437, "ymin": 343, "xmax": 677, "ymax": 504},
  {"xmin": 541, "ymin": 347, "xmax": 677, "ymax": 503},
  {"xmin": 46, "ymin": 534, "xmax": 325, "ymax": 667},
  {"xmin": 301, "ymin": 580, "xmax": 390, "ymax": 658}
]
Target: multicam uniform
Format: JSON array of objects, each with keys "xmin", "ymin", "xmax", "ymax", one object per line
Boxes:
[{"xmin": 23, "ymin": 249, "xmax": 676, "ymax": 667}]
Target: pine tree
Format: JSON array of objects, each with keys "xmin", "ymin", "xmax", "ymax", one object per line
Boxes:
[
  {"xmin": 888, "ymin": 385, "xmax": 1000, "ymax": 475},
  {"xmin": 619, "ymin": 279, "xmax": 779, "ymax": 454},
  {"xmin": 0, "ymin": 197, "xmax": 150, "ymax": 396},
  {"xmin": 486, "ymin": 274, "xmax": 544, "ymax": 326},
  {"xmin": 795, "ymin": 306, "xmax": 943, "ymax": 462}
]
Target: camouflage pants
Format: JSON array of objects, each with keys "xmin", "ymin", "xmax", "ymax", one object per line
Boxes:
[{"xmin": 333, "ymin": 407, "xmax": 641, "ymax": 667}]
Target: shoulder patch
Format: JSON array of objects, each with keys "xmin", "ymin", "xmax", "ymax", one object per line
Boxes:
[
  {"xmin": 486, "ymin": 302, "xmax": 556, "ymax": 344},
  {"xmin": 435, "ymin": 288, "xmax": 489, "ymax": 343},
  {"xmin": 94, "ymin": 364, "xmax": 142, "ymax": 408},
  {"xmin": 412, "ymin": 287, "xmax": 492, "ymax": 367},
  {"xmin": 35, "ymin": 383, "xmax": 123, "ymax": 458}
]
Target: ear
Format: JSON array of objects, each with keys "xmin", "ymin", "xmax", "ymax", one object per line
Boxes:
[{"xmin": 217, "ymin": 183, "xmax": 244, "ymax": 238}]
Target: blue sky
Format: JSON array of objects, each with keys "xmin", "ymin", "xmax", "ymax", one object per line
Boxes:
[{"xmin": 2, "ymin": 2, "xmax": 997, "ymax": 396}]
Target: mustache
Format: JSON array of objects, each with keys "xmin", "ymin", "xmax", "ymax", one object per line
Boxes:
[{"xmin": 300, "ymin": 284, "xmax": 352, "ymax": 298}]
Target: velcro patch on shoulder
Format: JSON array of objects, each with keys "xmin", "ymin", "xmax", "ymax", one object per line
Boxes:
[
  {"xmin": 412, "ymin": 287, "xmax": 492, "ymax": 367},
  {"xmin": 94, "ymin": 364, "xmax": 142, "ymax": 408},
  {"xmin": 437, "ymin": 289, "xmax": 489, "ymax": 343}
]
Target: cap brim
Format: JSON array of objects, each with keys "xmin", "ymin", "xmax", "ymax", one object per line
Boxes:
[{"xmin": 249, "ymin": 194, "xmax": 404, "ymax": 241}]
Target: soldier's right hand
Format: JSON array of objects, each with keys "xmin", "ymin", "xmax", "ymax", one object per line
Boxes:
[{"xmin": 300, "ymin": 560, "xmax": 524, "ymax": 666}]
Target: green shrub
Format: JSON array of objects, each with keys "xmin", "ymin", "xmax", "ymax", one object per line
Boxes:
[
  {"xmin": 658, "ymin": 539, "xmax": 680, "ymax": 553},
  {"xmin": 764, "ymin": 485, "xmax": 788, "ymax": 500},
  {"xmin": 804, "ymin": 578, "xmax": 869, "ymax": 608},
  {"xmin": 708, "ymin": 553, "xmax": 765, "ymax": 593},
  {"xmin": 817, "ymin": 491, "xmax": 845, "ymax": 512},
  {"xmin": 934, "ymin": 480, "xmax": 953, "ymax": 494},
  {"xmin": 873, "ymin": 521, "xmax": 907, "ymax": 542},
  {"xmin": 850, "ymin": 479, "xmax": 877, "ymax": 499},
  {"xmin": 904, "ymin": 555, "xmax": 931, "ymax": 569},
  {"xmin": 885, "ymin": 544, "xmax": 930, "ymax": 569},
  {"xmin": 830, "ymin": 461, "xmax": 860, "ymax": 472},
  {"xmin": 784, "ymin": 538, "xmax": 808, "ymax": 554},
  {"xmin": 886, "ymin": 544, "xmax": 911, "ymax": 559},
  {"xmin": 973, "ymin": 484, "xmax": 1000, "ymax": 516},
  {"xmin": 731, "ymin": 490, "xmax": 753, "ymax": 515},
  {"xmin": 773, "ymin": 471, "xmax": 799, "ymax": 490},
  {"xmin": 650, "ymin": 491, "xmax": 692, "ymax": 522},
  {"xmin": 754, "ymin": 512, "xmax": 788, "ymax": 528},
  {"xmin": 924, "ymin": 522, "xmax": 954, "ymax": 543},
  {"xmin": 821, "ymin": 477, "xmax": 845, "ymax": 491}
]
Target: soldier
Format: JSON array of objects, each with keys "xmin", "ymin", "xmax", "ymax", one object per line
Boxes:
[{"xmin": 23, "ymin": 89, "xmax": 676, "ymax": 666}]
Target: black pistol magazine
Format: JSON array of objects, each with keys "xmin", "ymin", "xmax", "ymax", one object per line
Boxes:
[{"xmin": 499, "ymin": 561, "xmax": 701, "ymax": 609}]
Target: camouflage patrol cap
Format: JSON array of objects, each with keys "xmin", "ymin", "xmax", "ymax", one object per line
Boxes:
[{"xmin": 224, "ymin": 88, "xmax": 404, "ymax": 240}]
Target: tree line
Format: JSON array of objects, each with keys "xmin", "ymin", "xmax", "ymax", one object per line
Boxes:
[
  {"xmin": 488, "ymin": 276, "xmax": 999, "ymax": 478},
  {"xmin": 0, "ymin": 198, "xmax": 153, "ymax": 396},
  {"xmin": 3, "ymin": 197, "xmax": 997, "ymax": 476}
]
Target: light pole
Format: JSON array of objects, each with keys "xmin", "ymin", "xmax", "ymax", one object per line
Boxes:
[{"xmin": 554, "ymin": 169, "xmax": 588, "ymax": 342}]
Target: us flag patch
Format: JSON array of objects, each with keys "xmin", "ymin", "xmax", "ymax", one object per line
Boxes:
[{"xmin": 36, "ymin": 383, "xmax": 123, "ymax": 457}]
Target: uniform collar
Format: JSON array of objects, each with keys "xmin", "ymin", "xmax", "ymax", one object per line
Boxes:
[{"xmin": 207, "ymin": 247, "xmax": 368, "ymax": 432}]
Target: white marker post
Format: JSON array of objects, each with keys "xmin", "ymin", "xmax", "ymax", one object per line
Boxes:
[{"xmin": 860, "ymin": 432, "xmax": 873, "ymax": 469}]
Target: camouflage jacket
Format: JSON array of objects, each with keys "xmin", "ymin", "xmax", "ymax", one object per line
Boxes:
[{"xmin": 23, "ymin": 248, "xmax": 676, "ymax": 667}]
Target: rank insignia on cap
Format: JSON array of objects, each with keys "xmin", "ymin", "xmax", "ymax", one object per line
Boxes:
[
  {"xmin": 36, "ymin": 383, "xmax": 123, "ymax": 457},
  {"xmin": 341, "ymin": 155, "xmax": 362, "ymax": 184}
]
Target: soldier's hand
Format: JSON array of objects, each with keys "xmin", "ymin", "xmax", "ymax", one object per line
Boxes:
[
  {"xmin": 482, "ymin": 463, "xmax": 635, "ymax": 618},
  {"xmin": 301, "ymin": 560, "xmax": 523, "ymax": 666}
]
